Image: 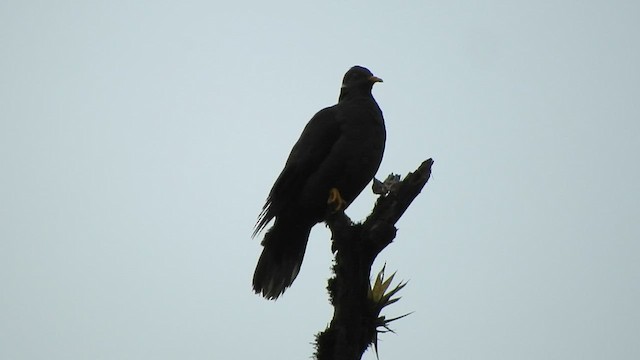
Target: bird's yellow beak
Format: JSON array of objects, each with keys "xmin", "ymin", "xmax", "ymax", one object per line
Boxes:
[{"xmin": 369, "ymin": 76, "xmax": 383, "ymax": 83}]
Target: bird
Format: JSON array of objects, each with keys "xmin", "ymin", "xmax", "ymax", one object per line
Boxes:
[{"xmin": 252, "ymin": 66, "xmax": 386, "ymax": 299}]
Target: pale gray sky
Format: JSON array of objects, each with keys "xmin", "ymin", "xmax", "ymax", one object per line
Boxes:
[{"xmin": 1, "ymin": 1, "xmax": 639, "ymax": 359}]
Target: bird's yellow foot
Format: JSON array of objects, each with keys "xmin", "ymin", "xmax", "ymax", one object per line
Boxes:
[{"xmin": 327, "ymin": 187, "xmax": 347, "ymax": 213}]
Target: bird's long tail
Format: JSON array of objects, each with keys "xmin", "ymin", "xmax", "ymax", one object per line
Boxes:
[{"xmin": 253, "ymin": 220, "xmax": 312, "ymax": 300}]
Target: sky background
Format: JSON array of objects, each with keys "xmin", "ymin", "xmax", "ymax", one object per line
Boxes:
[{"xmin": 1, "ymin": 1, "xmax": 639, "ymax": 359}]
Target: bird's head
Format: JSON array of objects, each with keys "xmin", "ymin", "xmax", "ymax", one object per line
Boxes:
[
  {"xmin": 339, "ymin": 66, "xmax": 382, "ymax": 101},
  {"xmin": 342, "ymin": 66, "xmax": 383, "ymax": 88}
]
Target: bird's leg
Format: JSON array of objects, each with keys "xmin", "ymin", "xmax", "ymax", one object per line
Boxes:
[{"xmin": 327, "ymin": 187, "xmax": 347, "ymax": 213}]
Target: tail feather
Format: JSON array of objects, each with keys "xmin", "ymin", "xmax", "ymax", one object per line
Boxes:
[{"xmin": 253, "ymin": 221, "xmax": 312, "ymax": 300}]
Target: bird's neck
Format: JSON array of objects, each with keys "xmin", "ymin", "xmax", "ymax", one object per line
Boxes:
[{"xmin": 338, "ymin": 88, "xmax": 373, "ymax": 102}]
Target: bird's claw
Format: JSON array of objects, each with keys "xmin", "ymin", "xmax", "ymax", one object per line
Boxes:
[{"xmin": 327, "ymin": 187, "xmax": 347, "ymax": 213}]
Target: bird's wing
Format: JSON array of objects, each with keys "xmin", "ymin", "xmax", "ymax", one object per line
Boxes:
[{"xmin": 253, "ymin": 106, "xmax": 342, "ymax": 236}]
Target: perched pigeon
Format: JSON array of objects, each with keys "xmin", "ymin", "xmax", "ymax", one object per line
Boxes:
[{"xmin": 253, "ymin": 66, "xmax": 386, "ymax": 299}]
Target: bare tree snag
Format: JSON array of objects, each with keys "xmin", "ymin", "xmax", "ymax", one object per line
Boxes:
[{"xmin": 314, "ymin": 158, "xmax": 434, "ymax": 360}]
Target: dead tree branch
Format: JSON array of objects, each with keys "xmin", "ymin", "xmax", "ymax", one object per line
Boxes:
[{"xmin": 314, "ymin": 158, "xmax": 434, "ymax": 360}]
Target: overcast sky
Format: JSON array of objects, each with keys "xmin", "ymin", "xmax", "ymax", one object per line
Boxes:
[{"xmin": 2, "ymin": 1, "xmax": 639, "ymax": 359}]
